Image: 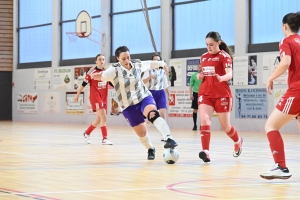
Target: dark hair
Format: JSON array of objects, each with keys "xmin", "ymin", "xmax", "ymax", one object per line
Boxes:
[
  {"xmin": 95, "ymin": 54, "xmax": 104, "ymax": 60},
  {"xmin": 115, "ymin": 46, "xmax": 130, "ymax": 62},
  {"xmin": 282, "ymin": 12, "xmax": 300, "ymax": 33},
  {"xmin": 151, "ymin": 54, "xmax": 161, "ymax": 61},
  {"xmin": 205, "ymin": 31, "xmax": 233, "ymax": 58}
]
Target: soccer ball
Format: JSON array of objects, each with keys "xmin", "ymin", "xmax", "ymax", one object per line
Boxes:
[{"xmin": 163, "ymin": 148, "xmax": 179, "ymax": 164}]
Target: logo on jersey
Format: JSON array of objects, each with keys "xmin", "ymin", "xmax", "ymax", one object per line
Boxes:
[
  {"xmin": 294, "ymin": 38, "xmax": 300, "ymax": 44},
  {"xmin": 199, "ymin": 95, "xmax": 203, "ymax": 102},
  {"xmin": 208, "ymin": 58, "xmax": 212, "ymax": 62},
  {"xmin": 202, "ymin": 58, "xmax": 207, "ymax": 62},
  {"xmin": 212, "ymin": 58, "xmax": 219, "ymax": 61},
  {"xmin": 98, "ymin": 82, "xmax": 107, "ymax": 89}
]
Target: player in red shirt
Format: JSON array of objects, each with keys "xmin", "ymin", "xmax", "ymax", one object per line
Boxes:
[
  {"xmin": 197, "ymin": 31, "xmax": 243, "ymax": 163},
  {"xmin": 74, "ymin": 54, "xmax": 113, "ymax": 145},
  {"xmin": 260, "ymin": 12, "xmax": 300, "ymax": 180}
]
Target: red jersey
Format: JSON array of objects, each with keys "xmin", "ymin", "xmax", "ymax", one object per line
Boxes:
[
  {"xmin": 83, "ymin": 67, "xmax": 109, "ymax": 105},
  {"xmin": 279, "ymin": 34, "xmax": 300, "ymax": 89},
  {"xmin": 198, "ymin": 50, "xmax": 232, "ymax": 98}
]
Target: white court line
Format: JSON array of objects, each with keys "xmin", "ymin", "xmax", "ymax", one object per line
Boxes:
[{"xmin": 0, "ymin": 183, "xmax": 299, "ymax": 198}]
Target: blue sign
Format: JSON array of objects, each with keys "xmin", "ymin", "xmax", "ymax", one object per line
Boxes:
[
  {"xmin": 186, "ymin": 59, "xmax": 200, "ymax": 86},
  {"xmin": 235, "ymin": 88, "xmax": 268, "ymax": 119}
]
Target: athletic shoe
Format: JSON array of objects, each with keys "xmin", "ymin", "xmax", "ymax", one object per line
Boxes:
[
  {"xmin": 147, "ymin": 148, "xmax": 156, "ymax": 160},
  {"xmin": 260, "ymin": 163, "xmax": 292, "ymax": 180},
  {"xmin": 83, "ymin": 132, "xmax": 91, "ymax": 144},
  {"xmin": 199, "ymin": 150, "xmax": 210, "ymax": 162},
  {"xmin": 164, "ymin": 138, "xmax": 178, "ymax": 148},
  {"xmin": 193, "ymin": 125, "xmax": 197, "ymax": 131},
  {"xmin": 102, "ymin": 139, "xmax": 113, "ymax": 145},
  {"xmin": 233, "ymin": 137, "xmax": 243, "ymax": 157}
]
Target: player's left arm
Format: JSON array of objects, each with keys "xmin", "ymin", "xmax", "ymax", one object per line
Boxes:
[{"xmin": 216, "ymin": 58, "xmax": 233, "ymax": 82}]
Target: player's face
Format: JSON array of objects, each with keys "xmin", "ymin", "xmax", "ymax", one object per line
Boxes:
[
  {"xmin": 96, "ymin": 55, "xmax": 105, "ymax": 68},
  {"xmin": 152, "ymin": 56, "xmax": 160, "ymax": 61},
  {"xmin": 206, "ymin": 38, "xmax": 220, "ymax": 54},
  {"xmin": 117, "ymin": 51, "xmax": 131, "ymax": 68}
]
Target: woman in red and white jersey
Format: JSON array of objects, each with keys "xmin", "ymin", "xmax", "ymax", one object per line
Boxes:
[
  {"xmin": 197, "ymin": 31, "xmax": 243, "ymax": 163},
  {"xmin": 260, "ymin": 12, "xmax": 300, "ymax": 180},
  {"xmin": 74, "ymin": 54, "xmax": 113, "ymax": 145}
]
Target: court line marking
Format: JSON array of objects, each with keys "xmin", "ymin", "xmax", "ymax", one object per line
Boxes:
[{"xmin": 0, "ymin": 182, "xmax": 300, "ymax": 198}]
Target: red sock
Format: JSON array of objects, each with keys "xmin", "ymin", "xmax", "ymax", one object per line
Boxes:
[
  {"xmin": 200, "ymin": 125, "xmax": 211, "ymax": 150},
  {"xmin": 226, "ymin": 126, "xmax": 239, "ymax": 142},
  {"xmin": 85, "ymin": 125, "xmax": 95, "ymax": 135},
  {"xmin": 267, "ymin": 130, "xmax": 286, "ymax": 168},
  {"xmin": 101, "ymin": 126, "xmax": 108, "ymax": 139}
]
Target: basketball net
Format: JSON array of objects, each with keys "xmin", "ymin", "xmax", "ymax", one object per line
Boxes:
[{"xmin": 66, "ymin": 32, "xmax": 85, "ymax": 42}]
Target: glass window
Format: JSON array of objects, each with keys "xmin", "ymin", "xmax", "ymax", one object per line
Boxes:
[
  {"xmin": 113, "ymin": 0, "xmax": 160, "ymax": 13},
  {"xmin": 18, "ymin": 0, "xmax": 52, "ymax": 63},
  {"xmin": 251, "ymin": 0, "xmax": 300, "ymax": 44},
  {"xmin": 174, "ymin": 0, "xmax": 235, "ymax": 50},
  {"xmin": 61, "ymin": 0, "xmax": 101, "ymax": 60},
  {"xmin": 112, "ymin": 0, "xmax": 161, "ymax": 55}
]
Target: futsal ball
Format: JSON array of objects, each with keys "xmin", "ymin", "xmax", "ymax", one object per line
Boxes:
[{"xmin": 163, "ymin": 148, "xmax": 179, "ymax": 164}]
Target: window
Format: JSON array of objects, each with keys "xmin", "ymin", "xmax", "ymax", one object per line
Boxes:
[
  {"xmin": 111, "ymin": 0, "xmax": 161, "ymax": 58},
  {"xmin": 173, "ymin": 0, "xmax": 235, "ymax": 51},
  {"xmin": 251, "ymin": 0, "xmax": 300, "ymax": 44},
  {"xmin": 18, "ymin": 0, "xmax": 52, "ymax": 67},
  {"xmin": 61, "ymin": 0, "xmax": 101, "ymax": 64}
]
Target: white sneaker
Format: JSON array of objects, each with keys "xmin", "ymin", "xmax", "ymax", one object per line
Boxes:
[
  {"xmin": 83, "ymin": 132, "xmax": 91, "ymax": 144},
  {"xmin": 102, "ymin": 139, "xmax": 113, "ymax": 145},
  {"xmin": 260, "ymin": 163, "xmax": 292, "ymax": 180}
]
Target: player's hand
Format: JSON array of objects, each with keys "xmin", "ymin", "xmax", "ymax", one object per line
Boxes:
[
  {"xmin": 197, "ymin": 72, "xmax": 204, "ymax": 80},
  {"xmin": 190, "ymin": 95, "xmax": 194, "ymax": 100},
  {"xmin": 215, "ymin": 74, "xmax": 223, "ymax": 82},
  {"xmin": 74, "ymin": 94, "xmax": 79, "ymax": 103},
  {"xmin": 266, "ymin": 79, "xmax": 273, "ymax": 95}
]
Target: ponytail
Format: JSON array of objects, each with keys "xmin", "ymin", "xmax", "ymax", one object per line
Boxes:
[
  {"xmin": 219, "ymin": 40, "xmax": 233, "ymax": 59},
  {"xmin": 282, "ymin": 11, "xmax": 300, "ymax": 33}
]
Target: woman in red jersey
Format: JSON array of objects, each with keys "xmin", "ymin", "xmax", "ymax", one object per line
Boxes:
[
  {"xmin": 197, "ymin": 31, "xmax": 243, "ymax": 163},
  {"xmin": 260, "ymin": 12, "xmax": 300, "ymax": 180},
  {"xmin": 74, "ymin": 54, "xmax": 113, "ymax": 145}
]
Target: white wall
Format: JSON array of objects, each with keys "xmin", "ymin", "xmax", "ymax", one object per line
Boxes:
[{"xmin": 12, "ymin": 0, "xmax": 299, "ymax": 133}]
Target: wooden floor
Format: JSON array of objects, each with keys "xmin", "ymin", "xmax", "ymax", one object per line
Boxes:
[{"xmin": 0, "ymin": 121, "xmax": 299, "ymax": 200}]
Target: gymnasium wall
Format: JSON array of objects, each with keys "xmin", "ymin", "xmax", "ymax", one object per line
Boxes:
[{"xmin": 11, "ymin": 0, "xmax": 299, "ymax": 133}]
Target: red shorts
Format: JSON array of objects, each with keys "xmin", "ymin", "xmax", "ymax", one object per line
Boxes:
[
  {"xmin": 198, "ymin": 95, "xmax": 232, "ymax": 113},
  {"xmin": 90, "ymin": 96, "xmax": 107, "ymax": 112},
  {"xmin": 276, "ymin": 90, "xmax": 300, "ymax": 115}
]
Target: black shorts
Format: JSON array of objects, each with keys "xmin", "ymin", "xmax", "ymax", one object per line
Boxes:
[{"xmin": 191, "ymin": 92, "xmax": 198, "ymax": 109}]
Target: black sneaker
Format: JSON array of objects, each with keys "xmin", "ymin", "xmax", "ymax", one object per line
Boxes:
[
  {"xmin": 192, "ymin": 125, "xmax": 197, "ymax": 131},
  {"xmin": 164, "ymin": 138, "xmax": 178, "ymax": 148},
  {"xmin": 147, "ymin": 148, "xmax": 156, "ymax": 160},
  {"xmin": 199, "ymin": 150, "xmax": 210, "ymax": 163}
]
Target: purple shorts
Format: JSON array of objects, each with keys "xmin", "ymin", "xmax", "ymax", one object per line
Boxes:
[
  {"xmin": 122, "ymin": 96, "xmax": 157, "ymax": 127},
  {"xmin": 150, "ymin": 90, "xmax": 167, "ymax": 110}
]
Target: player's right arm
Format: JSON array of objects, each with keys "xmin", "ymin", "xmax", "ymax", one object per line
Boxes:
[
  {"xmin": 74, "ymin": 72, "xmax": 91, "ymax": 102},
  {"xmin": 93, "ymin": 66, "xmax": 115, "ymax": 82}
]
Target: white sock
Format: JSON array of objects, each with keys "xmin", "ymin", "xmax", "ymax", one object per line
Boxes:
[
  {"xmin": 153, "ymin": 117, "xmax": 173, "ymax": 140},
  {"xmin": 139, "ymin": 133, "xmax": 154, "ymax": 149}
]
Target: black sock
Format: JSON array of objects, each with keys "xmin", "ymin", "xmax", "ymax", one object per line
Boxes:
[{"xmin": 193, "ymin": 112, "xmax": 197, "ymax": 126}]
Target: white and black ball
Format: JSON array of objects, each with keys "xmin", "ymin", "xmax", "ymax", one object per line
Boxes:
[{"xmin": 163, "ymin": 148, "xmax": 179, "ymax": 164}]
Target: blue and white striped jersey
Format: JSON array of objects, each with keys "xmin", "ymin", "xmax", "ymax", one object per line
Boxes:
[
  {"xmin": 101, "ymin": 60, "xmax": 165, "ymax": 109},
  {"xmin": 142, "ymin": 68, "xmax": 169, "ymax": 90}
]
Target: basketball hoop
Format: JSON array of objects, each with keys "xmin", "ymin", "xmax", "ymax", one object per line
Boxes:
[{"xmin": 66, "ymin": 32, "xmax": 86, "ymax": 42}]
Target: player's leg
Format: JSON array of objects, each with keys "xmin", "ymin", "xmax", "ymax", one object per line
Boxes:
[
  {"xmin": 83, "ymin": 104, "xmax": 100, "ymax": 144},
  {"xmin": 97, "ymin": 108, "xmax": 113, "ymax": 145},
  {"xmin": 260, "ymin": 108, "xmax": 295, "ymax": 180},
  {"xmin": 122, "ymin": 102, "xmax": 155, "ymax": 160},
  {"xmin": 155, "ymin": 90, "xmax": 168, "ymax": 142},
  {"xmin": 216, "ymin": 97, "xmax": 243, "ymax": 157},
  {"xmin": 142, "ymin": 96, "xmax": 178, "ymax": 149},
  {"xmin": 198, "ymin": 102, "xmax": 214, "ymax": 162}
]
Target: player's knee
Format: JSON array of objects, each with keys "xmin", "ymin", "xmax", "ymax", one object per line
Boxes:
[{"xmin": 147, "ymin": 110, "xmax": 160, "ymax": 123}]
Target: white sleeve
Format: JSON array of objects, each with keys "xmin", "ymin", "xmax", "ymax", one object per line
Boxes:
[
  {"xmin": 140, "ymin": 60, "xmax": 165, "ymax": 72},
  {"xmin": 163, "ymin": 74, "xmax": 169, "ymax": 89},
  {"xmin": 101, "ymin": 66, "xmax": 116, "ymax": 82}
]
